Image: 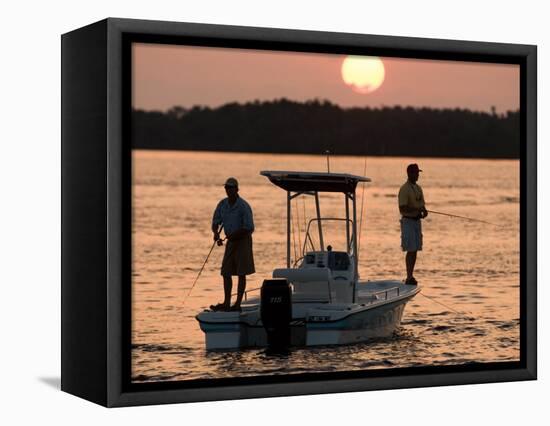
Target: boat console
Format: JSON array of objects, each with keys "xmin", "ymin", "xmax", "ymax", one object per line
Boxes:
[{"xmin": 273, "ymin": 250, "xmax": 354, "ymax": 303}]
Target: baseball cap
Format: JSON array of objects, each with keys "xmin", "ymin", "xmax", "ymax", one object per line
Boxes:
[
  {"xmin": 406, "ymin": 163, "xmax": 422, "ymax": 173},
  {"xmin": 224, "ymin": 177, "xmax": 239, "ymax": 188}
]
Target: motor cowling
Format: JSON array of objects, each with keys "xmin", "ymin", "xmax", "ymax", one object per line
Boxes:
[{"xmin": 260, "ymin": 279, "xmax": 292, "ymax": 348}]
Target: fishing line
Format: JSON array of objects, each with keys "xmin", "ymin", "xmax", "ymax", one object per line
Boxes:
[
  {"xmin": 427, "ymin": 209, "xmax": 503, "ymax": 227},
  {"xmin": 182, "ymin": 228, "xmax": 225, "ymax": 307},
  {"xmin": 419, "ymin": 292, "xmax": 475, "ymax": 320}
]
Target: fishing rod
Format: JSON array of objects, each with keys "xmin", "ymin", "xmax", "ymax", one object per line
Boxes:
[
  {"xmin": 182, "ymin": 226, "xmax": 225, "ymax": 307},
  {"xmin": 427, "ymin": 209, "xmax": 503, "ymax": 227}
]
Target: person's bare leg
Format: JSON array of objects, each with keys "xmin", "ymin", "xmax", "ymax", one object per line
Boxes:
[
  {"xmin": 222, "ymin": 275, "xmax": 233, "ymax": 309},
  {"xmin": 405, "ymin": 251, "xmax": 417, "ymax": 280},
  {"xmin": 232, "ymin": 275, "xmax": 246, "ymax": 309}
]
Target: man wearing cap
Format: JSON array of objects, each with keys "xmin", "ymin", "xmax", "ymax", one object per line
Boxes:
[
  {"xmin": 398, "ymin": 164, "xmax": 428, "ymax": 285},
  {"xmin": 210, "ymin": 177, "xmax": 255, "ymax": 311}
]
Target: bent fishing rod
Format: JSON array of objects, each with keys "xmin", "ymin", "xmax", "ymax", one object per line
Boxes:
[
  {"xmin": 182, "ymin": 225, "xmax": 225, "ymax": 306},
  {"xmin": 426, "ymin": 209, "xmax": 504, "ymax": 227}
]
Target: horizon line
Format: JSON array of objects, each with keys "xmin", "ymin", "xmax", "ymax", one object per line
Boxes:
[{"xmin": 132, "ymin": 99, "xmax": 520, "ymax": 116}]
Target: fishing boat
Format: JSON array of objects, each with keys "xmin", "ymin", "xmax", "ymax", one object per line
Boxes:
[{"xmin": 196, "ymin": 170, "xmax": 420, "ymax": 350}]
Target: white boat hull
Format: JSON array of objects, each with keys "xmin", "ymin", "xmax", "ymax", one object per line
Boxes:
[
  {"xmin": 305, "ymin": 299, "xmax": 407, "ymax": 346},
  {"xmin": 196, "ymin": 281, "xmax": 419, "ymax": 350}
]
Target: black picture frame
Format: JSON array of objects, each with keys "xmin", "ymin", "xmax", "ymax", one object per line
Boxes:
[{"xmin": 61, "ymin": 17, "xmax": 537, "ymax": 407}]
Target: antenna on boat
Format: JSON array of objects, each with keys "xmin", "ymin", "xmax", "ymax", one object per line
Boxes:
[{"xmin": 325, "ymin": 150, "xmax": 331, "ymax": 173}]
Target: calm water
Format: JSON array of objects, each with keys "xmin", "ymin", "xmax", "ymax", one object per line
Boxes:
[{"xmin": 131, "ymin": 150, "xmax": 520, "ymax": 382}]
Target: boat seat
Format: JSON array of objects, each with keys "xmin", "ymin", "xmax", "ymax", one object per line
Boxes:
[
  {"xmin": 273, "ymin": 268, "xmax": 333, "ymax": 302},
  {"xmin": 273, "ymin": 268, "xmax": 331, "ymax": 282},
  {"xmin": 291, "ymin": 292, "xmax": 330, "ymax": 302}
]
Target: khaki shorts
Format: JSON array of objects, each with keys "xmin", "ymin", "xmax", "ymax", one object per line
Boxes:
[
  {"xmin": 400, "ymin": 217, "xmax": 423, "ymax": 252},
  {"xmin": 221, "ymin": 234, "xmax": 256, "ymax": 276}
]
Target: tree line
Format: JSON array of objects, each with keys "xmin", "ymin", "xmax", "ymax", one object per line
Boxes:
[{"xmin": 132, "ymin": 99, "xmax": 519, "ymax": 159}]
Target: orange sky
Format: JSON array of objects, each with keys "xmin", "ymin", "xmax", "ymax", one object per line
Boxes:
[{"xmin": 132, "ymin": 43, "xmax": 519, "ymax": 113}]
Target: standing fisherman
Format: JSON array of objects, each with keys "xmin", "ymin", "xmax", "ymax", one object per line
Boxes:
[
  {"xmin": 211, "ymin": 177, "xmax": 255, "ymax": 311},
  {"xmin": 398, "ymin": 164, "xmax": 428, "ymax": 285}
]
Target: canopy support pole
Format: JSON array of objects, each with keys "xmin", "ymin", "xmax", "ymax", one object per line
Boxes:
[
  {"xmin": 345, "ymin": 193, "xmax": 351, "ymax": 253},
  {"xmin": 314, "ymin": 191, "xmax": 324, "ymax": 251},
  {"xmin": 287, "ymin": 191, "xmax": 291, "ymax": 267},
  {"xmin": 351, "ymin": 191, "xmax": 358, "ymax": 303}
]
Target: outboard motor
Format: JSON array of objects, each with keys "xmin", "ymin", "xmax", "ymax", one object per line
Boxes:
[{"xmin": 260, "ymin": 279, "xmax": 292, "ymax": 349}]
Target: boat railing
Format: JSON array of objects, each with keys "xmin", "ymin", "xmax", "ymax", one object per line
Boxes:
[
  {"xmin": 237, "ymin": 285, "xmax": 401, "ymax": 302},
  {"xmin": 370, "ymin": 286, "xmax": 400, "ymax": 301},
  {"xmin": 358, "ymin": 286, "xmax": 401, "ymax": 304},
  {"xmin": 232, "ymin": 286, "xmax": 261, "ymax": 301}
]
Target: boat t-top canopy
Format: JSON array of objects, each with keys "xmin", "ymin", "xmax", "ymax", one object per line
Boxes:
[
  {"xmin": 260, "ymin": 170, "xmax": 369, "ymax": 287},
  {"xmin": 260, "ymin": 170, "xmax": 371, "ymax": 193}
]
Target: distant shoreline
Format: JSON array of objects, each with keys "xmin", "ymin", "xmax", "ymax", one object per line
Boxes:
[
  {"xmin": 132, "ymin": 100, "xmax": 520, "ymax": 159},
  {"xmin": 132, "ymin": 147, "xmax": 520, "ymax": 161},
  {"xmin": 132, "ymin": 148, "xmax": 520, "ymax": 161}
]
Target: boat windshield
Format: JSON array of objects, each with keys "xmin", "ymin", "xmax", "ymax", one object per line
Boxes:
[
  {"xmin": 302, "ymin": 218, "xmax": 353, "ymax": 256},
  {"xmin": 328, "ymin": 251, "xmax": 351, "ymax": 271}
]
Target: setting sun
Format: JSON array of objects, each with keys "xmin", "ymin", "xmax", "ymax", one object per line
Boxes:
[{"xmin": 341, "ymin": 56, "xmax": 385, "ymax": 94}]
